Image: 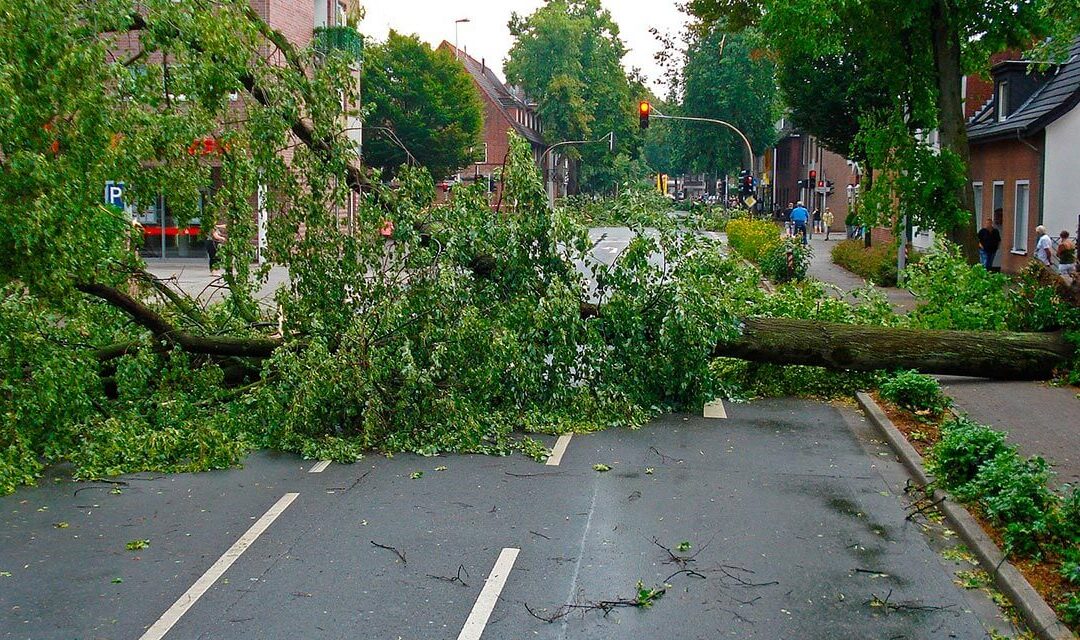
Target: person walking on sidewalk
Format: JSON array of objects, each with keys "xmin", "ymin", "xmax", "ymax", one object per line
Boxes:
[
  {"xmin": 790, "ymin": 201, "xmax": 809, "ymax": 245},
  {"xmin": 977, "ymin": 217, "xmax": 1001, "ymax": 271},
  {"xmin": 208, "ymin": 223, "xmax": 226, "ymax": 272},
  {"xmin": 822, "ymin": 208, "xmax": 834, "ymax": 241},
  {"xmin": 1057, "ymin": 230, "xmax": 1076, "ymax": 275},
  {"xmin": 1035, "ymin": 225, "xmax": 1054, "ymax": 267},
  {"xmin": 812, "ymin": 208, "xmax": 823, "ymax": 234}
]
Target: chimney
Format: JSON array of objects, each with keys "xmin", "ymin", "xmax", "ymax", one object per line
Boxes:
[{"xmin": 482, "ymin": 58, "xmax": 486, "ymax": 73}]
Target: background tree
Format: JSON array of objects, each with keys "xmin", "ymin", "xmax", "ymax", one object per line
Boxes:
[
  {"xmin": 677, "ymin": 29, "xmax": 779, "ymax": 182},
  {"xmin": 505, "ymin": 0, "xmax": 641, "ymax": 193},
  {"xmin": 688, "ymin": 0, "xmax": 1056, "ymax": 258},
  {"xmin": 362, "ymin": 31, "xmax": 483, "ymax": 180}
]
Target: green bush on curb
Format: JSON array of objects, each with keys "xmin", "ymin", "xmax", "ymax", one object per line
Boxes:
[{"xmin": 880, "ymin": 370, "xmax": 950, "ymax": 415}]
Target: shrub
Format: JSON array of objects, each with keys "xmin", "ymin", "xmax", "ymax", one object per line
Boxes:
[
  {"xmin": 830, "ymin": 239, "xmax": 918, "ymax": 287},
  {"xmin": 759, "ymin": 237, "xmax": 811, "ymax": 283},
  {"xmin": 929, "ymin": 417, "xmax": 1011, "ymax": 493},
  {"xmin": 727, "ymin": 218, "xmax": 782, "ymax": 264},
  {"xmin": 968, "ymin": 451, "xmax": 1057, "ymax": 555},
  {"xmin": 1056, "ymin": 486, "xmax": 1080, "ymax": 542},
  {"xmin": 879, "ymin": 370, "xmax": 950, "ymax": 414},
  {"xmin": 1060, "ymin": 592, "xmax": 1080, "ymax": 625},
  {"xmin": 905, "ymin": 240, "xmax": 1011, "ymax": 330}
]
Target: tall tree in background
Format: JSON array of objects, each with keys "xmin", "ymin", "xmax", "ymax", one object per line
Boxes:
[
  {"xmin": 505, "ymin": 0, "xmax": 641, "ymax": 193},
  {"xmin": 689, "ymin": 0, "xmax": 1054, "ymax": 259},
  {"xmin": 362, "ymin": 32, "xmax": 483, "ymax": 180},
  {"xmin": 678, "ymin": 29, "xmax": 779, "ymax": 181}
]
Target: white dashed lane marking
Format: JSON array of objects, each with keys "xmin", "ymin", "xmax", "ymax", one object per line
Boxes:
[
  {"xmin": 308, "ymin": 460, "xmax": 332, "ymax": 473},
  {"xmin": 138, "ymin": 492, "xmax": 299, "ymax": 640},
  {"xmin": 545, "ymin": 434, "xmax": 573, "ymax": 466},
  {"xmin": 456, "ymin": 548, "xmax": 521, "ymax": 640},
  {"xmin": 704, "ymin": 399, "xmax": 727, "ymax": 419}
]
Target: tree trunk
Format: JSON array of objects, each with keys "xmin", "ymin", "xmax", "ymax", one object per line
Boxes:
[
  {"xmin": 715, "ymin": 317, "xmax": 1072, "ymax": 380},
  {"xmin": 929, "ymin": 0, "xmax": 979, "ymax": 263}
]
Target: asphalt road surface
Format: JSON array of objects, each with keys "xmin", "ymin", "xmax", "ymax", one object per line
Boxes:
[{"xmin": 0, "ymin": 399, "xmax": 1020, "ymax": 639}]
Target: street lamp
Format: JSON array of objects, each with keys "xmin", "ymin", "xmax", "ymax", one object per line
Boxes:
[{"xmin": 454, "ymin": 18, "xmax": 470, "ymax": 59}]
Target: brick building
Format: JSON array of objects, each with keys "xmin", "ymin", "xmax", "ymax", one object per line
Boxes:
[
  {"xmin": 966, "ymin": 37, "xmax": 1080, "ymax": 272},
  {"xmin": 111, "ymin": 0, "xmax": 362, "ymax": 259},
  {"xmin": 436, "ymin": 43, "xmax": 546, "ymax": 202},
  {"xmin": 766, "ymin": 118, "xmax": 858, "ymax": 232}
]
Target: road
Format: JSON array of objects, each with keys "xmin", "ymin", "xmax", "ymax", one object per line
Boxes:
[{"xmin": 1, "ymin": 399, "xmax": 1020, "ymax": 639}]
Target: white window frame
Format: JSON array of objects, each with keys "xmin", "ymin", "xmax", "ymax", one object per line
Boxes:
[
  {"xmin": 475, "ymin": 142, "xmax": 488, "ymax": 165},
  {"xmin": 972, "ymin": 182, "xmax": 984, "ymax": 223},
  {"xmin": 997, "ymin": 81, "xmax": 1009, "ymax": 122},
  {"xmin": 992, "ymin": 180, "xmax": 1005, "ymax": 225},
  {"xmin": 1012, "ymin": 180, "xmax": 1030, "ymax": 254}
]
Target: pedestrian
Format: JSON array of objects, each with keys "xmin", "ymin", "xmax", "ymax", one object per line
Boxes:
[
  {"xmin": 822, "ymin": 208, "xmax": 834, "ymax": 241},
  {"xmin": 812, "ymin": 208, "xmax": 822, "ymax": 234},
  {"xmin": 380, "ymin": 218, "xmax": 395, "ymax": 273},
  {"xmin": 783, "ymin": 202, "xmax": 794, "ymax": 236},
  {"xmin": 208, "ymin": 223, "xmax": 226, "ymax": 272},
  {"xmin": 845, "ymin": 210, "xmax": 857, "ymax": 239},
  {"xmin": 1056, "ymin": 230, "xmax": 1076, "ymax": 276},
  {"xmin": 1035, "ymin": 225, "xmax": 1054, "ymax": 267},
  {"xmin": 976, "ymin": 216, "xmax": 1001, "ymax": 271},
  {"xmin": 790, "ymin": 201, "xmax": 809, "ymax": 245}
]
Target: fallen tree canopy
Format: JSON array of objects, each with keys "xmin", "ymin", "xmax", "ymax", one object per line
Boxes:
[{"xmin": 2, "ymin": 0, "xmax": 1078, "ymax": 494}]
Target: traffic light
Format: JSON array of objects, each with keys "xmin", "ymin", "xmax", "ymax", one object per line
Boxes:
[
  {"xmin": 797, "ymin": 179, "xmax": 807, "ymax": 189},
  {"xmin": 639, "ymin": 101, "xmax": 651, "ymax": 129},
  {"xmin": 808, "ymin": 169, "xmax": 817, "ymax": 182}
]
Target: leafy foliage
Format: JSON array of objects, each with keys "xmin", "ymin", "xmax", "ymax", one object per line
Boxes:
[
  {"xmin": 880, "ymin": 370, "xmax": 950, "ymax": 415},
  {"xmin": 831, "ymin": 239, "xmax": 920, "ymax": 288},
  {"xmin": 362, "ymin": 31, "xmax": 485, "ymax": 180},
  {"xmin": 725, "ymin": 218, "xmax": 780, "ymax": 264},
  {"xmin": 758, "ymin": 237, "xmax": 811, "ymax": 284},
  {"xmin": 929, "ymin": 417, "xmax": 1012, "ymax": 493}
]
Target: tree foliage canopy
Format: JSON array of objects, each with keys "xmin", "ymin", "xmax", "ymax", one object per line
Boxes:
[
  {"xmin": 505, "ymin": 0, "xmax": 645, "ymax": 192},
  {"xmin": 361, "ymin": 31, "xmax": 484, "ymax": 180}
]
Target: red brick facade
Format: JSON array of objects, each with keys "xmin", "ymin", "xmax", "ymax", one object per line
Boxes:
[{"xmin": 968, "ymin": 133, "xmax": 1044, "ymax": 273}]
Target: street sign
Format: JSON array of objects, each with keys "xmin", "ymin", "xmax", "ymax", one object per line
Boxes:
[
  {"xmin": 743, "ymin": 195, "xmax": 757, "ymax": 208},
  {"xmin": 105, "ymin": 181, "xmax": 125, "ymax": 209}
]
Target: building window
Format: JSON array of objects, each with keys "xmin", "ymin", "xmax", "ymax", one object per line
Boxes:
[
  {"xmin": 997, "ymin": 81, "xmax": 1009, "ymax": 122},
  {"xmin": 476, "ymin": 143, "xmax": 488, "ymax": 164},
  {"xmin": 992, "ymin": 181, "xmax": 1005, "ymax": 226},
  {"xmin": 972, "ymin": 182, "xmax": 983, "ymax": 223},
  {"xmin": 1013, "ymin": 181, "xmax": 1030, "ymax": 252}
]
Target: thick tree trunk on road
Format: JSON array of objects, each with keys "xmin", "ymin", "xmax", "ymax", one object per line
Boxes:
[{"xmin": 716, "ymin": 317, "xmax": 1072, "ymax": 380}]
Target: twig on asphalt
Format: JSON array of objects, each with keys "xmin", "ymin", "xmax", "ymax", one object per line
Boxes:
[
  {"xmin": 370, "ymin": 540, "xmax": 406, "ymax": 564},
  {"xmin": 853, "ymin": 567, "xmax": 890, "ymax": 575},
  {"xmin": 648, "ymin": 446, "xmax": 684, "ymax": 465},
  {"xmin": 867, "ymin": 589, "xmax": 954, "ymax": 614},
  {"xmin": 529, "ymin": 530, "xmax": 551, "ymax": 540},
  {"xmin": 427, "ymin": 564, "xmax": 469, "ymax": 587},
  {"xmin": 717, "ymin": 566, "xmax": 779, "ymax": 587},
  {"xmin": 665, "ymin": 568, "xmax": 708, "ymax": 581},
  {"xmin": 904, "ymin": 496, "xmax": 946, "ymax": 521}
]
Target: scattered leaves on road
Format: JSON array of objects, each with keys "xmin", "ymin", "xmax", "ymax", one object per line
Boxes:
[
  {"xmin": 434, "ymin": 466, "xmax": 448, "ymax": 472},
  {"xmin": 409, "ymin": 471, "xmax": 423, "ymax": 479},
  {"xmin": 111, "ymin": 577, "xmax": 123, "ymax": 584},
  {"xmin": 644, "ymin": 467, "xmax": 655, "ymax": 475},
  {"xmin": 125, "ymin": 539, "xmax": 150, "ymax": 551},
  {"xmin": 53, "ymin": 522, "xmax": 69, "ymax": 529},
  {"xmin": 593, "ymin": 464, "xmax": 611, "ymax": 472}
]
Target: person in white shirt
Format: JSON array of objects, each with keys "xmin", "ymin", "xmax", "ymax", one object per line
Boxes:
[{"xmin": 1035, "ymin": 225, "xmax": 1054, "ymax": 266}]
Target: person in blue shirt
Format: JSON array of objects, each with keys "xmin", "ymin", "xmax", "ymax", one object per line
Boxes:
[{"xmin": 790, "ymin": 201, "xmax": 810, "ymax": 245}]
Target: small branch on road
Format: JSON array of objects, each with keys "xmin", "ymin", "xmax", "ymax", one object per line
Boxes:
[
  {"xmin": 370, "ymin": 540, "xmax": 406, "ymax": 564},
  {"xmin": 904, "ymin": 496, "xmax": 946, "ymax": 521},
  {"xmin": 866, "ymin": 589, "xmax": 955, "ymax": 614},
  {"xmin": 529, "ymin": 530, "xmax": 552, "ymax": 540},
  {"xmin": 427, "ymin": 564, "xmax": 469, "ymax": 587},
  {"xmin": 504, "ymin": 471, "xmax": 561, "ymax": 478},
  {"xmin": 648, "ymin": 446, "xmax": 684, "ymax": 465}
]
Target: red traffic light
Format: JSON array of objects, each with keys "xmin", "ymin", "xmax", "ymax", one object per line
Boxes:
[
  {"xmin": 808, "ymin": 169, "xmax": 817, "ymax": 181},
  {"xmin": 639, "ymin": 101, "xmax": 651, "ymax": 129}
]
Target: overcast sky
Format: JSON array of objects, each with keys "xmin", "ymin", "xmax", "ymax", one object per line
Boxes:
[{"xmin": 361, "ymin": 0, "xmax": 688, "ymax": 91}]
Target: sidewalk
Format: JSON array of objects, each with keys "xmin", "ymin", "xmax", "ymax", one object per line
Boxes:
[
  {"xmin": 145, "ymin": 260, "xmax": 289, "ymax": 303},
  {"xmin": 804, "ymin": 236, "xmax": 1080, "ymax": 488}
]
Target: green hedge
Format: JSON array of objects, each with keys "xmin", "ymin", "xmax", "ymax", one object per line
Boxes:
[
  {"xmin": 727, "ymin": 218, "xmax": 781, "ymax": 264},
  {"xmin": 831, "ymin": 239, "xmax": 920, "ymax": 287}
]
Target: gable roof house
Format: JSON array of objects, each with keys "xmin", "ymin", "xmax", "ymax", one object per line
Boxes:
[
  {"xmin": 966, "ymin": 37, "xmax": 1080, "ymax": 272},
  {"xmin": 437, "ymin": 42, "xmax": 546, "ymax": 201}
]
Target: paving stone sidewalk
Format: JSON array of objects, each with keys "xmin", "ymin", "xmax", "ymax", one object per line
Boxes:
[{"xmin": 804, "ymin": 236, "xmax": 1080, "ymax": 488}]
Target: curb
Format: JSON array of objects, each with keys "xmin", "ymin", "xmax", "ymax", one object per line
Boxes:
[{"xmin": 855, "ymin": 392, "xmax": 1075, "ymax": 640}]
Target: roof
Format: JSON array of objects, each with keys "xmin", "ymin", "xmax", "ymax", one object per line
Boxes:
[
  {"xmin": 968, "ymin": 37, "xmax": 1080, "ymax": 142},
  {"xmin": 438, "ymin": 41, "xmax": 546, "ymax": 147}
]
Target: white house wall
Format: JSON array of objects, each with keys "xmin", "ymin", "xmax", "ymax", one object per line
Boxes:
[{"xmin": 1044, "ymin": 104, "xmax": 1080, "ymax": 237}]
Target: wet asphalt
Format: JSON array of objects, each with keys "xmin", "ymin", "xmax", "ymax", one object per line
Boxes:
[{"xmin": 0, "ymin": 399, "xmax": 1019, "ymax": 640}]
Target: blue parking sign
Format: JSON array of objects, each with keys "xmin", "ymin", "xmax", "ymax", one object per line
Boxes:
[{"xmin": 104, "ymin": 181, "xmax": 125, "ymax": 209}]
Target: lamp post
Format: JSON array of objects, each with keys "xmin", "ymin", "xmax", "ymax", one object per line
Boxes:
[{"xmin": 454, "ymin": 18, "xmax": 470, "ymax": 59}]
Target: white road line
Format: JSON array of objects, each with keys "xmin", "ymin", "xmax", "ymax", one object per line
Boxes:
[
  {"xmin": 703, "ymin": 399, "xmax": 727, "ymax": 419},
  {"xmin": 545, "ymin": 434, "xmax": 573, "ymax": 466},
  {"xmin": 308, "ymin": 460, "xmax": 332, "ymax": 473},
  {"xmin": 456, "ymin": 548, "xmax": 521, "ymax": 640},
  {"xmin": 138, "ymin": 492, "xmax": 299, "ymax": 640}
]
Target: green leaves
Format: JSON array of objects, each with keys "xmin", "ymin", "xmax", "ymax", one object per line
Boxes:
[{"xmin": 125, "ymin": 539, "xmax": 150, "ymax": 551}]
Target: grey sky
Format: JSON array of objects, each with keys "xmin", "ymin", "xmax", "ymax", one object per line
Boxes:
[{"xmin": 361, "ymin": 0, "xmax": 688, "ymax": 91}]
